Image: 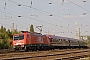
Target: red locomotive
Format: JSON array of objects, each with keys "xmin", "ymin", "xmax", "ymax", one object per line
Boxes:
[{"xmin": 12, "ymin": 31, "xmax": 51, "ymax": 51}]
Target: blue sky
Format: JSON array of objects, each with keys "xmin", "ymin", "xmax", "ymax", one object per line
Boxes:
[{"xmin": 0, "ymin": 0, "xmax": 90, "ymax": 38}]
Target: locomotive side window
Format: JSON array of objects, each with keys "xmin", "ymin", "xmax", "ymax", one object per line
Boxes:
[{"xmin": 19, "ymin": 34, "xmax": 24, "ymax": 40}]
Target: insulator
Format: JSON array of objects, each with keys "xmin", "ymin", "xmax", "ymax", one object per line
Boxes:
[
  {"xmin": 83, "ymin": 0, "xmax": 86, "ymax": 2},
  {"xmin": 49, "ymin": 14, "xmax": 53, "ymax": 16},
  {"xmin": 49, "ymin": 2, "xmax": 52, "ymax": 4},
  {"xmin": 18, "ymin": 16, "xmax": 21, "ymax": 17},
  {"xmin": 18, "ymin": 4, "xmax": 21, "ymax": 6}
]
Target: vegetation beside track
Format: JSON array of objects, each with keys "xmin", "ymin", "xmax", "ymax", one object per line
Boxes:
[
  {"xmin": 0, "ymin": 25, "xmax": 34, "ymax": 49},
  {"xmin": 0, "ymin": 26, "xmax": 19, "ymax": 49}
]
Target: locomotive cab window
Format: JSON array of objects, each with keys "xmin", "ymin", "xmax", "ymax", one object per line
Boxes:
[
  {"xmin": 14, "ymin": 34, "xmax": 24, "ymax": 40},
  {"xmin": 14, "ymin": 35, "xmax": 19, "ymax": 40},
  {"xmin": 19, "ymin": 34, "xmax": 24, "ymax": 40}
]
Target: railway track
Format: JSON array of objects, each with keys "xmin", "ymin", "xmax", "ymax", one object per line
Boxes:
[
  {"xmin": 0, "ymin": 49, "xmax": 78, "ymax": 54},
  {"xmin": 0, "ymin": 49, "xmax": 90, "ymax": 60}
]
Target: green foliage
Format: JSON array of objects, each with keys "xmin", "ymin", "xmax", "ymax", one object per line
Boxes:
[
  {"xmin": 0, "ymin": 26, "xmax": 19, "ymax": 49},
  {"xmin": 7, "ymin": 29, "xmax": 12, "ymax": 39},
  {"xmin": 13, "ymin": 29, "xmax": 20, "ymax": 34},
  {"xmin": 0, "ymin": 39, "xmax": 3, "ymax": 49},
  {"xmin": 30, "ymin": 24, "xmax": 34, "ymax": 33},
  {"xmin": 87, "ymin": 36, "xmax": 90, "ymax": 46},
  {"xmin": 0, "ymin": 26, "xmax": 7, "ymax": 39}
]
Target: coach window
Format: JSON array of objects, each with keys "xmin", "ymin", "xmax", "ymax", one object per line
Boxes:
[
  {"xmin": 61, "ymin": 39, "xmax": 62, "ymax": 41},
  {"xmin": 69, "ymin": 40, "xmax": 70, "ymax": 43},
  {"xmin": 64, "ymin": 39, "xmax": 65, "ymax": 41},
  {"xmin": 59, "ymin": 39, "xmax": 61, "ymax": 41}
]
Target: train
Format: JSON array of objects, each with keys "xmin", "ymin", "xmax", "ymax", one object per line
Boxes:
[{"xmin": 12, "ymin": 31, "xmax": 88, "ymax": 51}]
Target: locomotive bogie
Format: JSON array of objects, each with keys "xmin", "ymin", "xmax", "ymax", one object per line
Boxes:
[{"xmin": 24, "ymin": 44, "xmax": 50, "ymax": 51}]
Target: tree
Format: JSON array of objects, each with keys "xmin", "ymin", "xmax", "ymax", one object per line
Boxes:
[
  {"xmin": 87, "ymin": 36, "xmax": 90, "ymax": 47},
  {"xmin": 30, "ymin": 24, "xmax": 34, "ymax": 33},
  {"xmin": 0, "ymin": 26, "xmax": 7, "ymax": 39},
  {"xmin": 0, "ymin": 39, "xmax": 3, "ymax": 49},
  {"xmin": 13, "ymin": 29, "xmax": 20, "ymax": 34},
  {"xmin": 6, "ymin": 29, "xmax": 13, "ymax": 39},
  {"xmin": 87, "ymin": 36, "xmax": 90, "ymax": 60},
  {"xmin": 0, "ymin": 25, "xmax": 21, "ymax": 49}
]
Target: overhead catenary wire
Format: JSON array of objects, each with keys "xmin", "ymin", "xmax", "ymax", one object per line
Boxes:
[
  {"xmin": 67, "ymin": 0, "xmax": 90, "ymax": 12},
  {"xmin": 47, "ymin": 0, "xmax": 90, "ymax": 28},
  {"xmin": 7, "ymin": 0, "xmax": 77, "ymax": 32},
  {"xmin": 8, "ymin": 0, "xmax": 90, "ymax": 32},
  {"xmin": 0, "ymin": 0, "xmax": 75, "ymax": 35},
  {"xmin": 0, "ymin": 0, "xmax": 89, "ymax": 37},
  {"xmin": 0, "ymin": 9, "xmax": 65, "ymax": 32},
  {"xmin": 4, "ymin": 0, "xmax": 90, "ymax": 26},
  {"xmin": 0, "ymin": 11, "xmax": 71, "ymax": 35},
  {"xmin": 2, "ymin": 0, "xmax": 87, "ymax": 35},
  {"xmin": 66, "ymin": 0, "xmax": 90, "ymax": 27},
  {"xmin": 7, "ymin": 0, "xmax": 75, "ymax": 23},
  {"xmin": 47, "ymin": 2, "xmax": 89, "ymax": 37},
  {"xmin": 2, "ymin": 0, "xmax": 65, "ymax": 25}
]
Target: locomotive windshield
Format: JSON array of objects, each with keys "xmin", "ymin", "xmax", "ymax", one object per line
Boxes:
[
  {"xmin": 14, "ymin": 35, "xmax": 19, "ymax": 40},
  {"xmin": 14, "ymin": 34, "xmax": 24, "ymax": 40}
]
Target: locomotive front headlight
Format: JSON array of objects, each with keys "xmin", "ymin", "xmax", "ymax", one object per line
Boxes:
[
  {"xmin": 14, "ymin": 44, "xmax": 16, "ymax": 45},
  {"xmin": 16, "ymin": 43, "xmax": 19, "ymax": 45}
]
